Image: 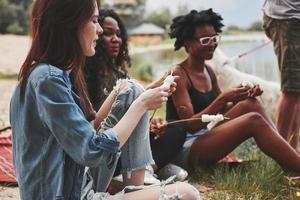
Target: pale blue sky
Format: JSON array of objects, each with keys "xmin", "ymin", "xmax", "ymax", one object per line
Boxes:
[{"xmin": 145, "ymin": 0, "xmax": 265, "ymax": 28}]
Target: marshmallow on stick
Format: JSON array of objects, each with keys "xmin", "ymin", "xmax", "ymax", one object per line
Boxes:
[
  {"xmin": 241, "ymin": 81, "xmax": 264, "ymax": 104},
  {"xmin": 201, "ymin": 114, "xmax": 225, "ymax": 130},
  {"xmin": 201, "ymin": 114, "xmax": 224, "ymax": 122},
  {"xmin": 241, "ymin": 81, "xmax": 254, "ymax": 88},
  {"xmin": 161, "ymin": 74, "xmax": 174, "ymax": 91}
]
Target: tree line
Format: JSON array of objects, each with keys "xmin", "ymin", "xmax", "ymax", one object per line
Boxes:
[
  {"xmin": 0, "ymin": 0, "xmax": 263, "ymax": 35},
  {"xmin": 0, "ymin": 0, "xmax": 31, "ymax": 35},
  {"xmin": 145, "ymin": 7, "xmax": 263, "ymax": 33}
]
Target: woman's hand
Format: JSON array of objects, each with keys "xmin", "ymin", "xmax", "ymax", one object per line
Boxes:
[
  {"xmin": 219, "ymin": 86, "xmax": 249, "ymax": 104},
  {"xmin": 247, "ymin": 84, "xmax": 263, "ymax": 98},
  {"xmin": 150, "ymin": 117, "xmax": 167, "ymax": 139},
  {"xmin": 145, "ymin": 71, "xmax": 179, "ymax": 96},
  {"xmin": 138, "ymin": 86, "xmax": 169, "ymax": 110}
]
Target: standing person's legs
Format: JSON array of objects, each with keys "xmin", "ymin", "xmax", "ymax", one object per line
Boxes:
[
  {"xmin": 263, "ymin": 15, "xmax": 300, "ymax": 150},
  {"xmin": 276, "ymin": 92, "xmax": 300, "ymax": 150},
  {"xmin": 90, "ymin": 79, "xmax": 153, "ymax": 192}
]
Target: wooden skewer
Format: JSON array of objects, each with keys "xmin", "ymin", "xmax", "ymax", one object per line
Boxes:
[
  {"xmin": 154, "ymin": 116, "xmax": 230, "ymax": 139},
  {"xmin": 166, "ymin": 116, "xmax": 230, "ymax": 125},
  {"xmin": 149, "ymin": 109, "xmax": 157, "ymax": 122},
  {"xmin": 149, "ymin": 70, "xmax": 174, "ymax": 123},
  {"xmin": 166, "ymin": 118, "xmax": 202, "ymax": 125}
]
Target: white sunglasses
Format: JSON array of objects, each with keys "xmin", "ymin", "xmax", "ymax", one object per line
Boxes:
[{"xmin": 195, "ymin": 35, "xmax": 221, "ymax": 46}]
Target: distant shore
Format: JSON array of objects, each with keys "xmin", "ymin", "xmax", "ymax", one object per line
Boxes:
[{"xmin": 0, "ymin": 32, "xmax": 268, "ymax": 75}]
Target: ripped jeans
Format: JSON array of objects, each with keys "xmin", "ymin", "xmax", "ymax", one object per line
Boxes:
[
  {"xmin": 88, "ymin": 79, "xmax": 154, "ymax": 192},
  {"xmin": 81, "ymin": 79, "xmax": 201, "ymax": 200}
]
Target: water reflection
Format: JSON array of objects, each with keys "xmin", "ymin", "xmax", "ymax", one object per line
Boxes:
[
  {"xmin": 130, "ymin": 41, "xmax": 280, "ymax": 83},
  {"xmin": 219, "ymin": 42, "xmax": 279, "ymax": 82}
]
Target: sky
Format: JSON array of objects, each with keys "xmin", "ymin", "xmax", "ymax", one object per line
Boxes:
[{"xmin": 145, "ymin": 0, "xmax": 265, "ymax": 28}]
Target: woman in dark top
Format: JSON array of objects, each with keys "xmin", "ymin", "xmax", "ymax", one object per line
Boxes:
[
  {"xmin": 165, "ymin": 9, "xmax": 300, "ymax": 175},
  {"xmin": 167, "ymin": 65, "xmax": 218, "ymax": 121}
]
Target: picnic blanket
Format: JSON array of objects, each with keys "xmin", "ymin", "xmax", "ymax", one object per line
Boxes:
[
  {"xmin": 218, "ymin": 152, "xmax": 243, "ymax": 164},
  {"xmin": 0, "ymin": 129, "xmax": 17, "ymax": 183}
]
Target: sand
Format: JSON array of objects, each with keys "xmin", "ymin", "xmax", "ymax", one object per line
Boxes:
[{"xmin": 0, "ymin": 34, "xmax": 30, "ymax": 75}]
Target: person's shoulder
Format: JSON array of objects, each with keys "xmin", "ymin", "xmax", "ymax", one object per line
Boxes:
[
  {"xmin": 32, "ymin": 63, "xmax": 65, "ymax": 77},
  {"xmin": 172, "ymin": 64, "xmax": 184, "ymax": 76},
  {"xmin": 29, "ymin": 63, "xmax": 68, "ymax": 87},
  {"xmin": 172, "ymin": 64, "xmax": 189, "ymax": 87}
]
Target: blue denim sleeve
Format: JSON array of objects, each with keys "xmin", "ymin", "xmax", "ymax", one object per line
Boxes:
[{"xmin": 34, "ymin": 74, "xmax": 120, "ymax": 167}]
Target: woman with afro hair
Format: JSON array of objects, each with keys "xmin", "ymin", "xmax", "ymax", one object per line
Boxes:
[{"xmin": 162, "ymin": 9, "xmax": 300, "ymax": 177}]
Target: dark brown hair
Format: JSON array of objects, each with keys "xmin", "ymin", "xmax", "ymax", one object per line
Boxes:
[{"xmin": 19, "ymin": 0, "xmax": 100, "ymax": 120}]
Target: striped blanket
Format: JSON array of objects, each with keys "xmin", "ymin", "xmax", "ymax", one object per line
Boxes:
[{"xmin": 0, "ymin": 130, "xmax": 17, "ymax": 183}]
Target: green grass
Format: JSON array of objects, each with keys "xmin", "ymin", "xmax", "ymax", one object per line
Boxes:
[
  {"xmin": 146, "ymin": 103, "xmax": 299, "ymax": 199},
  {"xmin": 190, "ymin": 143, "xmax": 299, "ymax": 200},
  {"xmin": 149, "ymin": 103, "xmax": 166, "ymax": 119},
  {"xmin": 0, "ymin": 72, "xmax": 18, "ymax": 80}
]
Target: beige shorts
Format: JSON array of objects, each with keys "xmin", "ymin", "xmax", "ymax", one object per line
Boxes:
[{"xmin": 263, "ymin": 14, "xmax": 300, "ymax": 93}]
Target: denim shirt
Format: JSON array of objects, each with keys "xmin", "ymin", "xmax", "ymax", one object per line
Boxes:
[{"xmin": 10, "ymin": 64, "xmax": 121, "ymax": 200}]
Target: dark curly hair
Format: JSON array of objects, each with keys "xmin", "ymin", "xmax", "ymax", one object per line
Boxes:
[
  {"xmin": 84, "ymin": 9, "xmax": 131, "ymax": 110},
  {"xmin": 85, "ymin": 9, "xmax": 131, "ymax": 72},
  {"xmin": 169, "ymin": 8, "xmax": 224, "ymax": 51}
]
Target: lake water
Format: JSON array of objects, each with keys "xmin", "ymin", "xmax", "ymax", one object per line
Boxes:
[
  {"xmin": 219, "ymin": 41, "xmax": 279, "ymax": 82},
  {"xmin": 131, "ymin": 41, "xmax": 280, "ymax": 83}
]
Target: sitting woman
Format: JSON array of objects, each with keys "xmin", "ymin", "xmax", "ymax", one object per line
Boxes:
[
  {"xmin": 84, "ymin": 9, "xmax": 188, "ymax": 188},
  {"xmin": 164, "ymin": 9, "xmax": 300, "ymax": 175},
  {"xmin": 9, "ymin": 0, "xmax": 200, "ymax": 199}
]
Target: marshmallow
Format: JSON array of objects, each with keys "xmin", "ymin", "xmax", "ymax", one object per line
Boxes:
[
  {"xmin": 241, "ymin": 81, "xmax": 254, "ymax": 88},
  {"xmin": 201, "ymin": 114, "xmax": 224, "ymax": 122},
  {"xmin": 201, "ymin": 114, "xmax": 225, "ymax": 130},
  {"xmin": 162, "ymin": 75, "xmax": 174, "ymax": 91}
]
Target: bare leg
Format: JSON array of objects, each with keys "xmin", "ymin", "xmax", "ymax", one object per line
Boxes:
[
  {"xmin": 189, "ymin": 112, "xmax": 300, "ymax": 173},
  {"xmin": 275, "ymin": 92, "xmax": 300, "ymax": 151},
  {"xmin": 122, "ymin": 182, "xmax": 200, "ymax": 200},
  {"xmin": 224, "ymin": 98, "xmax": 276, "ymax": 130}
]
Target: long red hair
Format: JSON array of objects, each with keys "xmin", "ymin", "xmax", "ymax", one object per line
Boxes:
[{"xmin": 19, "ymin": 0, "xmax": 100, "ymax": 120}]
